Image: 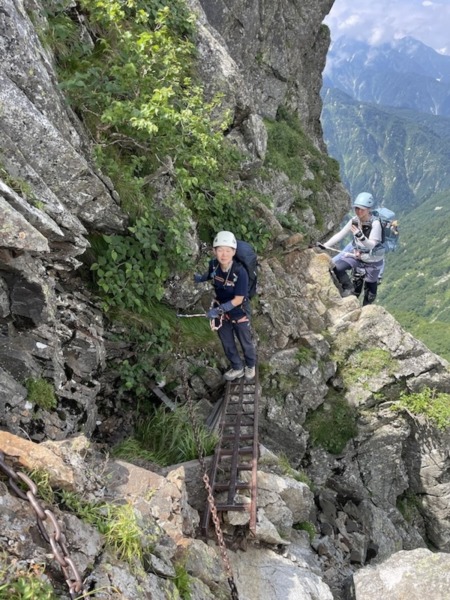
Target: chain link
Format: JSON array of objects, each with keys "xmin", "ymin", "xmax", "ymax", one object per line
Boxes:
[
  {"xmin": 181, "ymin": 368, "xmax": 240, "ymax": 600},
  {"xmin": 0, "ymin": 451, "xmax": 88, "ymax": 599}
]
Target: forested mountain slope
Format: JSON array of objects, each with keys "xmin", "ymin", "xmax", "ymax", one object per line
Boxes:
[{"xmin": 379, "ymin": 188, "xmax": 450, "ymax": 360}]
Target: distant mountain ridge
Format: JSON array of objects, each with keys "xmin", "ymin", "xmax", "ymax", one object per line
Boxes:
[
  {"xmin": 324, "ymin": 36, "xmax": 450, "ymax": 115},
  {"xmin": 321, "ymin": 86, "xmax": 450, "ymax": 212}
]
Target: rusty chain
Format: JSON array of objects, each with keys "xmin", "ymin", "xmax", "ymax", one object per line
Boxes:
[
  {"xmin": 181, "ymin": 367, "xmax": 240, "ymax": 600},
  {"xmin": 0, "ymin": 451, "xmax": 88, "ymax": 599}
]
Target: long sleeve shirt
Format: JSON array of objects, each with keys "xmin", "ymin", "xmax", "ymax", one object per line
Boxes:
[{"xmin": 325, "ymin": 218, "xmax": 385, "ymax": 263}]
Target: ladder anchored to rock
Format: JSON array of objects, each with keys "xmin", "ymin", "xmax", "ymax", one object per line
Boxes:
[{"xmin": 201, "ymin": 372, "xmax": 259, "ymax": 536}]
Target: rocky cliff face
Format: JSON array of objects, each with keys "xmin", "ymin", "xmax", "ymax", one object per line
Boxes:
[
  {"xmin": 1, "ymin": 1, "xmax": 450, "ymax": 600},
  {"xmin": 0, "ymin": 0, "xmax": 128, "ymax": 443}
]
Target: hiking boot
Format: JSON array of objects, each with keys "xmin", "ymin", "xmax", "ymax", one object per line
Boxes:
[
  {"xmin": 224, "ymin": 368, "xmax": 244, "ymax": 381},
  {"xmin": 244, "ymin": 366, "xmax": 256, "ymax": 380}
]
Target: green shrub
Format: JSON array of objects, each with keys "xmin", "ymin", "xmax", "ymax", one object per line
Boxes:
[
  {"xmin": 296, "ymin": 345, "xmax": 314, "ymax": 364},
  {"xmin": 24, "ymin": 378, "xmax": 57, "ymax": 410},
  {"xmin": 44, "ymin": 0, "xmax": 270, "ymax": 324},
  {"xmin": 397, "ymin": 490, "xmax": 422, "ymax": 523},
  {"xmin": 304, "ymin": 392, "xmax": 358, "ymax": 454},
  {"xmin": 392, "ymin": 387, "xmax": 450, "ymax": 430},
  {"xmin": 293, "ymin": 521, "xmax": 316, "ymax": 542},
  {"xmin": 107, "ymin": 303, "xmax": 217, "ymax": 400},
  {"xmin": 265, "ymin": 106, "xmax": 340, "ymax": 186}
]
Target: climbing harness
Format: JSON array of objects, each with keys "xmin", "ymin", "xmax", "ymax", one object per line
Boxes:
[
  {"xmin": 181, "ymin": 368, "xmax": 240, "ymax": 600},
  {"xmin": 176, "ymin": 311, "xmax": 223, "ymax": 331},
  {"xmin": 0, "ymin": 451, "xmax": 87, "ymax": 599},
  {"xmin": 210, "ymin": 314, "xmax": 224, "ymax": 331}
]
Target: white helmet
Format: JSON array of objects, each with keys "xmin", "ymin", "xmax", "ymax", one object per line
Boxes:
[
  {"xmin": 213, "ymin": 231, "xmax": 237, "ymax": 249},
  {"xmin": 353, "ymin": 192, "xmax": 375, "ymax": 209}
]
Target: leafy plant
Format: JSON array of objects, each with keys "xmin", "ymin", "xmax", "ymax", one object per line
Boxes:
[
  {"xmin": 107, "ymin": 303, "xmax": 217, "ymax": 400},
  {"xmin": 44, "ymin": 0, "xmax": 270, "ymax": 348},
  {"xmin": 392, "ymin": 387, "xmax": 450, "ymax": 430},
  {"xmin": 0, "ymin": 561, "xmax": 56, "ymax": 600},
  {"xmin": 24, "ymin": 378, "xmax": 57, "ymax": 410}
]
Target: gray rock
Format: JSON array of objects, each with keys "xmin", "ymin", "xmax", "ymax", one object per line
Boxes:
[
  {"xmin": 352, "ymin": 548, "xmax": 450, "ymax": 600},
  {"xmin": 229, "ymin": 545, "xmax": 333, "ymax": 600}
]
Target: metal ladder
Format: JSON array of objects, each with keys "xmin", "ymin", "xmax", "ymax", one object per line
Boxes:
[{"xmin": 201, "ymin": 371, "xmax": 259, "ymax": 536}]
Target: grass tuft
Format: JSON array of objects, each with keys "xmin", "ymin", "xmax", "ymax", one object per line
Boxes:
[
  {"xmin": 304, "ymin": 392, "xmax": 358, "ymax": 454},
  {"xmin": 112, "ymin": 405, "xmax": 218, "ymax": 466},
  {"xmin": 24, "ymin": 378, "xmax": 57, "ymax": 410}
]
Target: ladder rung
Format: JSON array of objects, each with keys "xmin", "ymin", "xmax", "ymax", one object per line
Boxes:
[
  {"xmin": 224, "ymin": 412, "xmax": 254, "ymax": 417},
  {"xmin": 213, "ymin": 482, "xmax": 250, "ymax": 491},
  {"xmin": 221, "ymin": 434, "xmax": 254, "ymax": 441},
  {"xmin": 220, "ymin": 447, "xmax": 253, "ymax": 457},
  {"xmin": 215, "ymin": 503, "xmax": 248, "ymax": 511}
]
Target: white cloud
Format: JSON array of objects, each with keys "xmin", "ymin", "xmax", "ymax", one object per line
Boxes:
[{"xmin": 324, "ymin": 0, "xmax": 450, "ymax": 55}]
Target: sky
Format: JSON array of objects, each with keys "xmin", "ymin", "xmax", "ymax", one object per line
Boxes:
[{"xmin": 324, "ymin": 0, "xmax": 450, "ymax": 55}]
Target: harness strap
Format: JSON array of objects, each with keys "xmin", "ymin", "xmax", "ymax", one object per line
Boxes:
[{"xmin": 225, "ymin": 314, "xmax": 249, "ymax": 324}]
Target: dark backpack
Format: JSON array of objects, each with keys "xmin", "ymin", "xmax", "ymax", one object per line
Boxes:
[{"xmin": 234, "ymin": 240, "xmax": 259, "ymax": 299}]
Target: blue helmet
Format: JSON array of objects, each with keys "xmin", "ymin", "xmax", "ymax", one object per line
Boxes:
[{"xmin": 353, "ymin": 192, "xmax": 375, "ymax": 209}]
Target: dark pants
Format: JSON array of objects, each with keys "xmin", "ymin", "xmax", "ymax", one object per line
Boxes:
[
  {"xmin": 354, "ymin": 277, "xmax": 378, "ymax": 306},
  {"xmin": 333, "ymin": 259, "xmax": 380, "ymax": 306},
  {"xmin": 217, "ymin": 318, "xmax": 256, "ymax": 369}
]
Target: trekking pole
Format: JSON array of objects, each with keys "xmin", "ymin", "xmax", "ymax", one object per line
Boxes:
[
  {"xmin": 315, "ymin": 244, "xmax": 357, "ymax": 257},
  {"xmin": 310, "ymin": 242, "xmax": 342, "ymax": 253},
  {"xmin": 316, "ymin": 244, "xmax": 343, "ymax": 254},
  {"xmin": 176, "ymin": 313, "xmax": 207, "ymax": 318}
]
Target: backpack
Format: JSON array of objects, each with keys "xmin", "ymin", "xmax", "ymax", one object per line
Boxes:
[
  {"xmin": 234, "ymin": 240, "xmax": 259, "ymax": 299},
  {"xmin": 372, "ymin": 207, "xmax": 399, "ymax": 252}
]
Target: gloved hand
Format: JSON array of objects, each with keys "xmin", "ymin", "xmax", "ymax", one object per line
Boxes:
[
  {"xmin": 207, "ymin": 307, "xmax": 221, "ymax": 319},
  {"xmin": 194, "ymin": 273, "xmax": 206, "ymax": 283},
  {"xmin": 218, "ymin": 300, "xmax": 234, "ymax": 313},
  {"xmin": 207, "ymin": 300, "xmax": 235, "ymax": 319}
]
